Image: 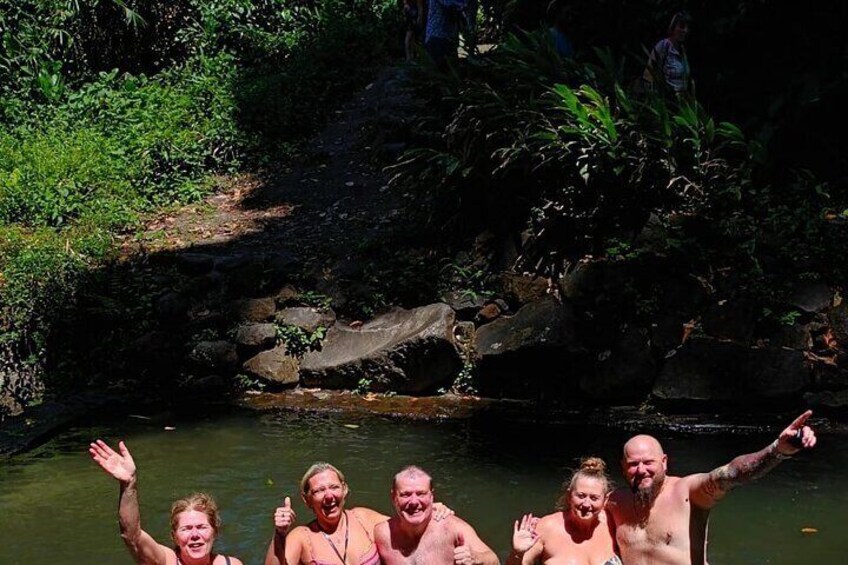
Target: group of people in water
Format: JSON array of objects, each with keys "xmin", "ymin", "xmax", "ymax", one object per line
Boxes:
[{"xmin": 90, "ymin": 410, "xmax": 816, "ymax": 565}]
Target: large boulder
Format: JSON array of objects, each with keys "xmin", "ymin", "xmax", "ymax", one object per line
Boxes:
[
  {"xmin": 475, "ymin": 296, "xmax": 582, "ymax": 398},
  {"xmin": 700, "ymin": 299, "xmax": 758, "ymax": 345},
  {"xmin": 235, "ymin": 323, "xmax": 278, "ymax": 358},
  {"xmin": 653, "ymin": 337, "xmax": 810, "ymax": 405},
  {"xmin": 789, "ymin": 282, "xmax": 833, "ymax": 314},
  {"xmin": 227, "ymin": 298, "xmax": 276, "ymax": 322},
  {"xmin": 299, "ymin": 304, "xmax": 460, "ymax": 393},
  {"xmin": 242, "ymin": 345, "xmax": 300, "ymax": 386},
  {"xmin": 275, "ymin": 307, "xmax": 336, "ymax": 334},
  {"xmin": 499, "ymin": 273, "xmax": 549, "ymax": 307},
  {"xmin": 188, "ymin": 341, "xmax": 238, "ymax": 374},
  {"xmin": 803, "ymin": 390, "xmax": 848, "ymax": 417},
  {"xmin": 580, "ymin": 325, "xmax": 655, "ymax": 401}
]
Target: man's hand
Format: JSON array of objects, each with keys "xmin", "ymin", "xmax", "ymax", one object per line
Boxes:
[
  {"xmin": 274, "ymin": 496, "xmax": 296, "ymax": 536},
  {"xmin": 512, "ymin": 513, "xmax": 540, "ymax": 555},
  {"xmin": 776, "ymin": 410, "xmax": 817, "ymax": 456},
  {"xmin": 454, "ymin": 532, "xmax": 474, "ymax": 565}
]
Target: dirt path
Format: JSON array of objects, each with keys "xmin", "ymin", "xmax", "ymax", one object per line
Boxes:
[{"xmin": 129, "ymin": 66, "xmax": 418, "ymax": 292}]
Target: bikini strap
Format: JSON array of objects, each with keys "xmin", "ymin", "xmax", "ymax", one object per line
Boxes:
[
  {"xmin": 225, "ymin": 557, "xmax": 232, "ymax": 565},
  {"xmin": 351, "ymin": 508, "xmax": 374, "ymax": 544},
  {"xmin": 305, "ymin": 524, "xmax": 317, "ymax": 559}
]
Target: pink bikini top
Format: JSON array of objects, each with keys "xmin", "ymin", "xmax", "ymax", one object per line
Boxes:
[{"xmin": 307, "ymin": 510, "xmax": 380, "ymax": 565}]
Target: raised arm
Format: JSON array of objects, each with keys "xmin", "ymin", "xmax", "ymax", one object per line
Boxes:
[
  {"xmin": 506, "ymin": 514, "xmax": 542, "ymax": 565},
  {"xmin": 89, "ymin": 440, "xmax": 168, "ymax": 565},
  {"xmin": 452, "ymin": 517, "xmax": 500, "ymax": 565},
  {"xmin": 689, "ymin": 411, "xmax": 817, "ymax": 509},
  {"xmin": 264, "ymin": 496, "xmax": 299, "ymax": 565}
]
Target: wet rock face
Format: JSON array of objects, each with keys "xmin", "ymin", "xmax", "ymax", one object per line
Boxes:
[
  {"xmin": 580, "ymin": 325, "xmax": 655, "ymax": 401},
  {"xmin": 475, "ymin": 296, "xmax": 583, "ymax": 398},
  {"xmin": 299, "ymin": 303, "xmax": 461, "ymax": 393},
  {"xmin": 653, "ymin": 337, "xmax": 809, "ymax": 403}
]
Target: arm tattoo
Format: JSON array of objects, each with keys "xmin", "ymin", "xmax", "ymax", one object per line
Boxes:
[{"xmin": 708, "ymin": 442, "xmax": 784, "ymax": 495}]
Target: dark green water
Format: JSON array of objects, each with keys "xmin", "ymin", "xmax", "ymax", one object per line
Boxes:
[{"xmin": 0, "ymin": 410, "xmax": 844, "ymax": 564}]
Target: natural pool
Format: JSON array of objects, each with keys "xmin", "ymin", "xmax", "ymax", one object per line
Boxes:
[{"xmin": 0, "ymin": 409, "xmax": 844, "ymax": 564}]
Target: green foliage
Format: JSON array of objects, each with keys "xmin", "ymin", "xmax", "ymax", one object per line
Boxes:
[
  {"xmin": 397, "ymin": 27, "xmax": 845, "ymax": 314},
  {"xmin": 275, "ymin": 324, "xmax": 326, "ymax": 359},
  {"xmin": 0, "ymin": 0, "xmax": 398, "ymax": 415},
  {"xmin": 355, "ymin": 376, "xmax": 374, "ymax": 395}
]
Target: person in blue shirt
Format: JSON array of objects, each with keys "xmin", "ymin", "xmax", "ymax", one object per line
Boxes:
[{"xmin": 548, "ymin": 1, "xmax": 574, "ymax": 59}]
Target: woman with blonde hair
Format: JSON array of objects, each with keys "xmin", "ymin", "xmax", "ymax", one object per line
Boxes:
[
  {"xmin": 89, "ymin": 439, "xmax": 243, "ymax": 565},
  {"xmin": 265, "ymin": 462, "xmax": 453, "ymax": 565},
  {"xmin": 508, "ymin": 457, "xmax": 620, "ymax": 565}
]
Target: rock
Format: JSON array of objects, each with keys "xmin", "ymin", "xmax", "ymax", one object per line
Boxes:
[
  {"xmin": 214, "ymin": 254, "xmax": 253, "ymax": 272},
  {"xmin": 227, "ymin": 298, "xmax": 276, "ymax": 322},
  {"xmin": 300, "ymin": 303, "xmax": 460, "ymax": 393},
  {"xmin": 174, "ymin": 253, "xmax": 215, "ymax": 275},
  {"xmin": 265, "ymin": 251, "xmax": 301, "ymax": 275},
  {"xmin": 242, "ymin": 345, "xmax": 300, "ymax": 386},
  {"xmin": 475, "ymin": 296, "xmax": 582, "ymax": 398},
  {"xmin": 475, "ymin": 302, "xmax": 502, "ymax": 324},
  {"xmin": 274, "ymin": 284, "xmax": 301, "ymax": 306},
  {"xmin": 185, "ymin": 374, "xmax": 226, "ymax": 394},
  {"xmin": 701, "ymin": 299, "xmax": 758, "ymax": 344},
  {"xmin": 766, "ymin": 323, "xmax": 813, "ymax": 350},
  {"xmin": 188, "ymin": 341, "xmax": 238, "ymax": 374},
  {"xmin": 790, "ymin": 282, "xmax": 833, "ymax": 314},
  {"xmin": 453, "ymin": 321, "xmax": 476, "ymax": 345},
  {"xmin": 650, "ymin": 312, "xmax": 694, "ymax": 356},
  {"xmin": 499, "ymin": 273, "xmax": 549, "ymax": 307},
  {"xmin": 154, "ymin": 292, "xmax": 189, "ymax": 323},
  {"xmin": 441, "ymin": 291, "xmax": 486, "ymax": 320},
  {"xmin": 332, "ymin": 258, "xmax": 365, "ymax": 280},
  {"xmin": 235, "ymin": 323, "xmax": 278, "ymax": 356},
  {"xmin": 126, "ymin": 330, "xmax": 185, "ymax": 375},
  {"xmin": 223, "ymin": 261, "xmax": 266, "ymax": 297},
  {"xmin": 276, "ymin": 307, "xmax": 336, "ymax": 334},
  {"xmin": 802, "ymin": 390, "xmax": 848, "ymax": 416},
  {"xmin": 580, "ymin": 326, "xmax": 655, "ymax": 400},
  {"xmin": 653, "ymin": 337, "xmax": 809, "ymax": 405},
  {"xmin": 827, "ymin": 302, "xmax": 848, "ymax": 345}
]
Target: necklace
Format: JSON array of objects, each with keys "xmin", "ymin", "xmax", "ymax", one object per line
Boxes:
[{"xmin": 320, "ymin": 510, "xmax": 349, "ymax": 565}]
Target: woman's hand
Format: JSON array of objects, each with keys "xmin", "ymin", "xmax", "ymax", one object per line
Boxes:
[
  {"xmin": 512, "ymin": 513, "xmax": 540, "ymax": 555},
  {"xmin": 90, "ymin": 439, "xmax": 137, "ymax": 483},
  {"xmin": 433, "ymin": 501, "xmax": 455, "ymax": 521},
  {"xmin": 274, "ymin": 496, "xmax": 297, "ymax": 535}
]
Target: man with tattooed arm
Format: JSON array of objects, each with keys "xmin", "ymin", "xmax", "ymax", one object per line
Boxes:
[{"xmin": 607, "ymin": 410, "xmax": 817, "ymax": 565}]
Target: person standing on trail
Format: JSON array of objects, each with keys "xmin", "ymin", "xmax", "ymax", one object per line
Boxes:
[
  {"xmin": 424, "ymin": 0, "xmax": 468, "ymax": 69},
  {"xmin": 403, "ymin": 0, "xmax": 425, "ymax": 61},
  {"xmin": 643, "ymin": 11, "xmax": 693, "ymax": 93}
]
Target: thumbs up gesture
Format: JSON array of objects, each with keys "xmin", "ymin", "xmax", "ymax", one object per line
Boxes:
[
  {"xmin": 274, "ymin": 496, "xmax": 297, "ymax": 535},
  {"xmin": 454, "ymin": 531, "xmax": 474, "ymax": 565}
]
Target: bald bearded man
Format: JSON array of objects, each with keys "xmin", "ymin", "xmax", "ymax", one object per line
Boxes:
[{"xmin": 607, "ymin": 410, "xmax": 816, "ymax": 565}]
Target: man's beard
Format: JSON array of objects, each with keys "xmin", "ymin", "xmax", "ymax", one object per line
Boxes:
[{"xmin": 633, "ymin": 474, "xmax": 665, "ymax": 511}]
